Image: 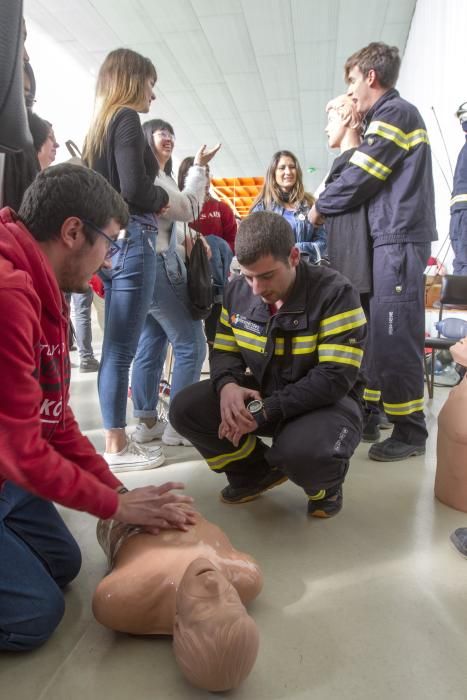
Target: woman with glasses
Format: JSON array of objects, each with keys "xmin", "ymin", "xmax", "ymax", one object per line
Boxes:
[
  {"xmin": 83, "ymin": 48, "xmax": 170, "ymax": 473},
  {"xmin": 250, "ymin": 150, "xmax": 327, "ymax": 265},
  {"xmin": 131, "ymin": 119, "xmax": 220, "ymax": 447}
]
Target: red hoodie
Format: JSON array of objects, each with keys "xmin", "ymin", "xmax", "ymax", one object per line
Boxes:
[{"xmin": 0, "ymin": 208, "xmax": 120, "ymax": 518}]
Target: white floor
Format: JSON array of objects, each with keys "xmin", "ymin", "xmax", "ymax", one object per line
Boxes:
[{"xmin": 2, "ymin": 348, "xmax": 467, "ymax": 700}]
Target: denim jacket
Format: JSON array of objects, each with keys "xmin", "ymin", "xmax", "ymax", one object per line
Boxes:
[{"xmin": 251, "ymin": 200, "xmax": 328, "ymax": 264}]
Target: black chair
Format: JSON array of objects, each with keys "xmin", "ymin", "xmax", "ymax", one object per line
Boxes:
[{"xmin": 424, "ymin": 274, "xmax": 467, "ymax": 398}]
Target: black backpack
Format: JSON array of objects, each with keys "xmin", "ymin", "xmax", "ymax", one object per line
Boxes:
[{"xmin": 186, "ymin": 233, "xmax": 213, "ymax": 320}]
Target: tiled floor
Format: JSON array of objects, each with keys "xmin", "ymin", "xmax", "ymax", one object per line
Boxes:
[{"xmin": 2, "ymin": 348, "xmax": 467, "ymax": 699}]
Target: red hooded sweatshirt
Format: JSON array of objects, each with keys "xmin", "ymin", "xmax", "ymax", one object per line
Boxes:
[{"xmin": 0, "ymin": 208, "xmax": 120, "ymax": 518}]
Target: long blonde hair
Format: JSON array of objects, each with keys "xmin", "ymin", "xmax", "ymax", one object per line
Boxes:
[
  {"xmin": 250, "ymin": 150, "xmax": 314, "ymax": 212},
  {"xmin": 83, "ymin": 48, "xmax": 157, "ymax": 166}
]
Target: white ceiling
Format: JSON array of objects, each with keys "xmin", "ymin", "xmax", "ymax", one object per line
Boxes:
[{"xmin": 24, "ymin": 0, "xmax": 417, "ymax": 189}]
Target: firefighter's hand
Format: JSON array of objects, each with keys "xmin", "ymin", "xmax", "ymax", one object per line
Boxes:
[
  {"xmin": 219, "ymin": 383, "xmax": 260, "ymax": 443},
  {"xmin": 112, "ymin": 483, "xmax": 196, "ymax": 535},
  {"xmin": 308, "ymin": 204, "xmax": 325, "ymax": 226}
]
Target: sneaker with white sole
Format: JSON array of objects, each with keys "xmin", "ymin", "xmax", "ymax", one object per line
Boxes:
[
  {"xmin": 132, "ymin": 420, "xmax": 166, "ymax": 444},
  {"xmin": 162, "ymin": 423, "xmax": 191, "ymax": 447},
  {"xmin": 104, "ymin": 441, "xmax": 165, "ymax": 473}
]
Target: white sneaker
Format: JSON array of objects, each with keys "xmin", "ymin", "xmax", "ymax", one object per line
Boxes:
[
  {"xmin": 131, "ymin": 420, "xmax": 166, "ymax": 444},
  {"xmin": 104, "ymin": 441, "xmax": 165, "ymax": 473},
  {"xmin": 162, "ymin": 423, "xmax": 192, "ymax": 447}
]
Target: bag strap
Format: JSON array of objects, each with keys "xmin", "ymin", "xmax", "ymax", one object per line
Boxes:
[{"xmin": 65, "ymin": 140, "xmax": 82, "ymax": 159}]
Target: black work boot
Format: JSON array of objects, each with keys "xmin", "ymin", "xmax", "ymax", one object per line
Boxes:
[
  {"xmin": 362, "ymin": 411, "xmax": 381, "ymax": 443},
  {"xmin": 220, "ymin": 468, "xmax": 288, "ymax": 504},
  {"xmin": 307, "ymin": 485, "xmax": 343, "ymax": 518},
  {"xmin": 368, "ymin": 437, "xmax": 425, "ymax": 462}
]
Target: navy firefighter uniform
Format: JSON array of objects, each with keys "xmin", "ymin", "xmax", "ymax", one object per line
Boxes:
[
  {"xmin": 170, "ymin": 260, "xmax": 366, "ymax": 513},
  {"xmin": 315, "ymin": 88, "xmax": 437, "ymax": 448},
  {"xmin": 449, "ymin": 128, "xmax": 467, "ymax": 275}
]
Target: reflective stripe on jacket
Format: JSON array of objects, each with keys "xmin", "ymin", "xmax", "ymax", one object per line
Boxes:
[
  {"xmin": 210, "ymin": 260, "xmax": 366, "ymax": 421},
  {"xmin": 316, "ymin": 89, "xmax": 437, "ymax": 248}
]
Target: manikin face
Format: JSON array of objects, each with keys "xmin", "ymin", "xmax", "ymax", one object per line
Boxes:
[
  {"xmin": 175, "ymin": 558, "xmax": 245, "ymax": 627},
  {"xmin": 346, "ymin": 66, "xmax": 374, "ymax": 115},
  {"xmin": 325, "ymin": 108, "xmax": 347, "ymax": 149},
  {"xmin": 275, "ymin": 155, "xmax": 297, "ymax": 191},
  {"xmin": 38, "ymin": 129, "xmax": 59, "ymax": 170},
  {"xmin": 152, "ymin": 127, "xmax": 175, "ymax": 164},
  {"xmin": 240, "ymin": 248, "xmax": 300, "ymax": 305},
  {"xmin": 60, "ymin": 217, "xmax": 120, "ymax": 293}
]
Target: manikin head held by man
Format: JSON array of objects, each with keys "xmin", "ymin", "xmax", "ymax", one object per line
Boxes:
[
  {"xmin": 235, "ymin": 211, "xmax": 300, "ymax": 310},
  {"xmin": 344, "ymin": 42, "xmax": 401, "ymax": 115},
  {"xmin": 325, "ymin": 94, "xmax": 363, "ymax": 153}
]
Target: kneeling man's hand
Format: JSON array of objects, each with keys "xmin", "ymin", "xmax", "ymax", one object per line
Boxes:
[{"xmin": 219, "ymin": 383, "xmax": 261, "ymax": 446}]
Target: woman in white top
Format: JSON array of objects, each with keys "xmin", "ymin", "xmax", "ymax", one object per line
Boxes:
[{"xmin": 131, "ymin": 119, "xmax": 220, "ymax": 446}]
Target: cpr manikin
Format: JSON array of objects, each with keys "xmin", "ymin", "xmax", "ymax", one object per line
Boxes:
[
  {"xmin": 93, "ymin": 511, "xmax": 262, "ymax": 691},
  {"xmin": 435, "ymin": 337, "xmax": 467, "ymax": 511}
]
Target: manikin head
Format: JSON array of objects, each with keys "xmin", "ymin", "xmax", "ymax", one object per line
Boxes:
[
  {"xmin": 325, "ymin": 94, "xmax": 363, "ymax": 150},
  {"xmin": 235, "ymin": 211, "xmax": 300, "ymax": 306},
  {"xmin": 344, "ymin": 42, "xmax": 400, "ymax": 114},
  {"xmin": 173, "ymin": 558, "xmax": 260, "ymax": 692}
]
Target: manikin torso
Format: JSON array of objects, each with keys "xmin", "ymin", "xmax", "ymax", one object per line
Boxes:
[
  {"xmin": 92, "ymin": 512, "xmax": 263, "ymax": 635},
  {"xmin": 435, "ymin": 338, "xmax": 467, "ymax": 512}
]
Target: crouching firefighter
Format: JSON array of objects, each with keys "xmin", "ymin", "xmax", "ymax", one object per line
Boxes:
[{"xmin": 170, "ymin": 211, "xmax": 367, "ymax": 518}]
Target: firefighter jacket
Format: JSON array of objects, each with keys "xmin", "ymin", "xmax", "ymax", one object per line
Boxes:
[
  {"xmin": 211, "ymin": 260, "xmax": 367, "ymax": 423},
  {"xmin": 451, "ymin": 137, "xmax": 467, "ymax": 213},
  {"xmin": 316, "ymin": 89, "xmax": 437, "ymax": 248}
]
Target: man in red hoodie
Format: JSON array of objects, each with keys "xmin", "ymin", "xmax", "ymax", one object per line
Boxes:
[{"xmin": 0, "ymin": 163, "xmax": 195, "ymax": 651}]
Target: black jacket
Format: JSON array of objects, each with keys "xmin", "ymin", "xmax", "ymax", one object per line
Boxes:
[
  {"xmin": 91, "ymin": 108, "xmax": 168, "ymax": 216},
  {"xmin": 211, "ymin": 261, "xmax": 367, "ymax": 422},
  {"xmin": 316, "ymin": 89, "xmax": 437, "ymax": 248},
  {"xmin": 451, "ymin": 138, "xmax": 467, "ymax": 212}
]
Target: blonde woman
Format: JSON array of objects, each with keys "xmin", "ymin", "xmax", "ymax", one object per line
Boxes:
[
  {"xmin": 83, "ymin": 49, "xmax": 169, "ymax": 473},
  {"xmin": 250, "ymin": 150, "xmax": 327, "ymax": 264}
]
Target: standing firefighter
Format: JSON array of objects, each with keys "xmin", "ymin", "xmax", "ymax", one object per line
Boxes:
[
  {"xmin": 310, "ymin": 42, "xmax": 437, "ymax": 462},
  {"xmin": 449, "ymin": 102, "xmax": 467, "ymax": 275}
]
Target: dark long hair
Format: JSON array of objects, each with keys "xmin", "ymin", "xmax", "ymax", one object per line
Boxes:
[{"xmin": 142, "ymin": 118, "xmax": 174, "ymax": 176}]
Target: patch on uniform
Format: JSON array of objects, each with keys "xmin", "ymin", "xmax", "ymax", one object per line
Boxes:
[
  {"xmin": 367, "ymin": 136, "xmax": 375, "ymax": 146},
  {"xmin": 230, "ymin": 314, "xmax": 266, "ymax": 335},
  {"xmin": 348, "ymin": 337, "xmax": 357, "ymax": 345}
]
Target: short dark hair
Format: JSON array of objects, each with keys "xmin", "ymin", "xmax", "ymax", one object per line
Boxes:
[
  {"xmin": 344, "ymin": 42, "xmax": 400, "ymax": 89},
  {"xmin": 18, "ymin": 162, "xmax": 129, "ymax": 242},
  {"xmin": 142, "ymin": 118, "xmax": 174, "ymax": 176},
  {"xmin": 27, "ymin": 112, "xmax": 51, "ymax": 152},
  {"xmin": 235, "ymin": 211, "xmax": 295, "ymax": 266}
]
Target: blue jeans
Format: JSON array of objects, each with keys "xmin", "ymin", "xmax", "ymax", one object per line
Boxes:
[
  {"xmin": 132, "ymin": 249, "xmax": 206, "ymax": 419},
  {"xmin": 66, "ymin": 287, "xmax": 95, "ymax": 359},
  {"xmin": 0, "ymin": 482, "xmax": 81, "ymax": 651},
  {"xmin": 98, "ymin": 215, "xmax": 158, "ymax": 429}
]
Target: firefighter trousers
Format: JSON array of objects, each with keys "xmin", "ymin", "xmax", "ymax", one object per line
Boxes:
[
  {"xmin": 170, "ymin": 380, "xmax": 363, "ymax": 495},
  {"xmin": 362, "ymin": 242, "xmax": 431, "ymax": 444}
]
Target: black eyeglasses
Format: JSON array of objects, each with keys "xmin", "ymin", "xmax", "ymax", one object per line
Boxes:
[{"xmin": 82, "ymin": 219, "xmax": 120, "ymax": 259}]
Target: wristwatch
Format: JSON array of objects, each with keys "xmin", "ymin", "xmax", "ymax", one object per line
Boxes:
[{"xmin": 247, "ymin": 399, "xmax": 268, "ymax": 427}]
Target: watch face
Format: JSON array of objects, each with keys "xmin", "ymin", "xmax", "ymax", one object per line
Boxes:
[{"xmin": 248, "ymin": 399, "xmax": 263, "ymax": 414}]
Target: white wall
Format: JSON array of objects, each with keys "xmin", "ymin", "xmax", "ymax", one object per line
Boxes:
[
  {"xmin": 25, "ymin": 19, "xmax": 96, "ymax": 161},
  {"xmin": 397, "ymin": 0, "xmax": 467, "ymax": 268}
]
